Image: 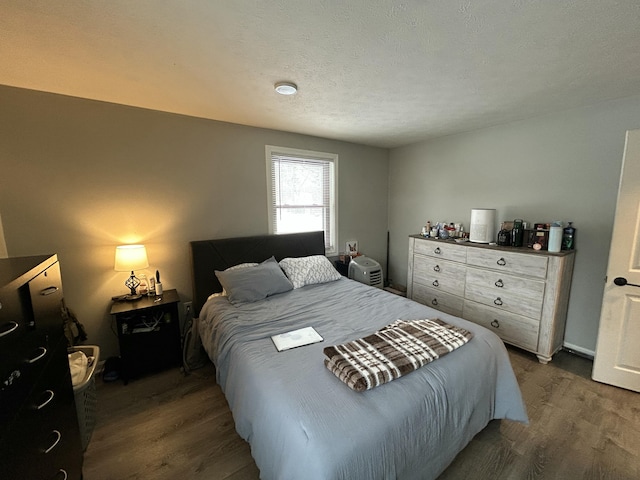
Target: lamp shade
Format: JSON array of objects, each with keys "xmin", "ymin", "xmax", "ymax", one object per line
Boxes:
[{"xmin": 114, "ymin": 245, "xmax": 149, "ymax": 272}]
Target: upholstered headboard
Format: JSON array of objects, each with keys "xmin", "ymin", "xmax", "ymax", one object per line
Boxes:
[{"xmin": 190, "ymin": 231, "xmax": 325, "ymax": 317}]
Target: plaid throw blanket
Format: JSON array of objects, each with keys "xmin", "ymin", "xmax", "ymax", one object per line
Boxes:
[{"xmin": 323, "ymin": 319, "xmax": 473, "ymax": 392}]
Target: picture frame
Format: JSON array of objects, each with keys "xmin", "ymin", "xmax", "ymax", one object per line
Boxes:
[{"xmin": 346, "ymin": 240, "xmax": 358, "ymax": 257}]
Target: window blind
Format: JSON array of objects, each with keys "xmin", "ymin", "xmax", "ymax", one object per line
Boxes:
[{"xmin": 268, "ymin": 150, "xmax": 336, "ymax": 254}]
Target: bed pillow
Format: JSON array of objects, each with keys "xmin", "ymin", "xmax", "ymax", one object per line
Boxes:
[
  {"xmin": 216, "ymin": 257, "xmax": 258, "ymax": 297},
  {"xmin": 215, "ymin": 257, "xmax": 293, "ymax": 304},
  {"xmin": 219, "ymin": 262, "xmax": 260, "ymax": 296},
  {"xmin": 225, "ymin": 262, "xmax": 259, "ymax": 271},
  {"xmin": 279, "ymin": 255, "xmax": 342, "ymax": 289}
]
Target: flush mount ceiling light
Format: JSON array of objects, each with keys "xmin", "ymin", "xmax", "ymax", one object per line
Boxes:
[{"xmin": 274, "ymin": 82, "xmax": 297, "ymax": 95}]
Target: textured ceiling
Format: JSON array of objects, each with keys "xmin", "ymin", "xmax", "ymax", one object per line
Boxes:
[{"xmin": 2, "ymin": 1, "xmax": 640, "ymax": 148}]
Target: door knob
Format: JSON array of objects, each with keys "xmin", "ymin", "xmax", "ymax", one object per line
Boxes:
[{"xmin": 613, "ymin": 277, "xmax": 640, "ymax": 287}]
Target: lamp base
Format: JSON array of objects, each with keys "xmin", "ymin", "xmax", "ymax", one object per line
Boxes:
[{"xmin": 123, "ymin": 294, "xmax": 142, "ymax": 301}]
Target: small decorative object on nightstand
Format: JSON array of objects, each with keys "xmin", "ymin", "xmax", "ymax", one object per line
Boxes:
[{"xmin": 110, "ymin": 289, "xmax": 182, "ymax": 384}]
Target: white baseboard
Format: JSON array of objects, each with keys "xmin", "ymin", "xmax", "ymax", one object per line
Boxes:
[{"xmin": 562, "ymin": 342, "xmax": 595, "ymax": 359}]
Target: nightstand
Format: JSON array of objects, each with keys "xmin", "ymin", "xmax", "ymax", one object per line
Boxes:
[
  {"xmin": 110, "ymin": 289, "xmax": 182, "ymax": 384},
  {"xmin": 334, "ymin": 259, "xmax": 350, "ymax": 276}
]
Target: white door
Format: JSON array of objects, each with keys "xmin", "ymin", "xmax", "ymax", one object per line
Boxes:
[{"xmin": 592, "ymin": 129, "xmax": 640, "ymax": 392}]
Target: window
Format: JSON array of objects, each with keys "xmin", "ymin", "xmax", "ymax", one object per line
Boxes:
[{"xmin": 266, "ymin": 145, "xmax": 338, "ymax": 255}]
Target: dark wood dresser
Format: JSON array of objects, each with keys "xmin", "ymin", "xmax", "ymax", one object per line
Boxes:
[{"xmin": 0, "ymin": 255, "xmax": 83, "ymax": 479}]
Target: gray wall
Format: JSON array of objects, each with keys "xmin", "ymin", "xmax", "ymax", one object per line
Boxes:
[
  {"xmin": 5, "ymin": 82, "xmax": 639, "ymax": 358},
  {"xmin": 0, "ymin": 85, "xmax": 389, "ymax": 359},
  {"xmin": 0, "ymin": 211, "xmax": 7, "ymax": 258},
  {"xmin": 388, "ymin": 95, "xmax": 640, "ymax": 354}
]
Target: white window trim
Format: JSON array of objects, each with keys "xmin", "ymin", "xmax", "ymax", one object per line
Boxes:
[{"xmin": 266, "ymin": 145, "xmax": 339, "ymax": 256}]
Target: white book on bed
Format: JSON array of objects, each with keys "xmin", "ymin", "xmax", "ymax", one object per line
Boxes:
[{"xmin": 271, "ymin": 326, "xmax": 323, "ymax": 352}]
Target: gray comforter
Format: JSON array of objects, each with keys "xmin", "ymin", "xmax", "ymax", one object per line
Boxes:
[{"xmin": 199, "ymin": 277, "xmax": 528, "ymax": 480}]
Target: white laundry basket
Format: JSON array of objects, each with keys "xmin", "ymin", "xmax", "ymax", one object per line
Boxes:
[{"xmin": 69, "ymin": 345, "xmax": 100, "ymax": 451}]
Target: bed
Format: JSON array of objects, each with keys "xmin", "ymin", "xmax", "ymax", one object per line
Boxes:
[{"xmin": 190, "ymin": 231, "xmax": 528, "ymax": 480}]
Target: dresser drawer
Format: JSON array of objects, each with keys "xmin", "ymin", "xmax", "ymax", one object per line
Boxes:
[
  {"xmin": 0, "ymin": 285, "xmax": 23, "ymax": 338},
  {"xmin": 1, "ymin": 338, "xmax": 82, "ymax": 480},
  {"xmin": 0, "ymin": 330, "xmax": 54, "ymax": 435},
  {"xmin": 466, "ymin": 248, "xmax": 548, "ymax": 279},
  {"xmin": 413, "ymin": 239, "xmax": 467, "ymax": 263},
  {"xmin": 413, "ymin": 255, "xmax": 466, "ymax": 297},
  {"xmin": 463, "ymin": 300, "xmax": 540, "ymax": 351},
  {"xmin": 465, "ymin": 266, "xmax": 545, "ymax": 319},
  {"xmin": 412, "ymin": 284, "xmax": 464, "ymax": 317},
  {"xmin": 28, "ymin": 261, "xmax": 64, "ymax": 332},
  {"xmin": 0, "ymin": 287, "xmax": 31, "ymax": 355},
  {"xmin": 0, "ymin": 255, "xmax": 82, "ymax": 480},
  {"xmin": 29, "ymin": 349, "xmax": 82, "ymax": 480}
]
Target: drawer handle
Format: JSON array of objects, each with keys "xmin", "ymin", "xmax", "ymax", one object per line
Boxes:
[
  {"xmin": 434, "ymin": 247, "xmax": 441, "ymax": 254},
  {"xmin": 491, "ymin": 319, "xmax": 500, "ymax": 328},
  {"xmin": 431, "ymin": 298, "xmax": 438, "ymax": 306},
  {"xmin": 40, "ymin": 286, "xmax": 59, "ymax": 296},
  {"xmin": 432, "ymin": 280, "xmax": 439, "ymax": 287},
  {"xmin": 495, "ymin": 279, "xmax": 504, "ymax": 287},
  {"xmin": 36, "ymin": 389, "xmax": 55, "ymax": 410},
  {"xmin": 44, "ymin": 430, "xmax": 62, "ymax": 454},
  {"xmin": 433, "ymin": 265, "xmax": 440, "ymax": 272},
  {"xmin": 0, "ymin": 321, "xmax": 19, "ymax": 338},
  {"xmin": 27, "ymin": 346, "xmax": 47, "ymax": 364},
  {"xmin": 497, "ymin": 257, "xmax": 506, "ymax": 266},
  {"xmin": 55, "ymin": 470, "xmax": 68, "ymax": 480},
  {"xmin": 494, "ymin": 297, "xmax": 503, "ymax": 306}
]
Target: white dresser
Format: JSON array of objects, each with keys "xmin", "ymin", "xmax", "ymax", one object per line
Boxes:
[{"xmin": 407, "ymin": 235, "xmax": 575, "ymax": 363}]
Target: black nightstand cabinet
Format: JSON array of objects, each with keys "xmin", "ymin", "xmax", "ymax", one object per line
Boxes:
[
  {"xmin": 334, "ymin": 259, "xmax": 350, "ymax": 277},
  {"xmin": 110, "ymin": 289, "xmax": 182, "ymax": 383}
]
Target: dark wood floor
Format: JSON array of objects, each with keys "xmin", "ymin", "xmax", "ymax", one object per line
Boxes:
[{"xmin": 83, "ymin": 348, "xmax": 640, "ymax": 480}]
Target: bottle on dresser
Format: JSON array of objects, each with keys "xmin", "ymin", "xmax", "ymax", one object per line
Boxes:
[
  {"xmin": 562, "ymin": 222, "xmax": 576, "ymax": 250},
  {"xmin": 511, "ymin": 219, "xmax": 524, "ymax": 247},
  {"xmin": 497, "ymin": 222, "xmax": 511, "ymax": 246}
]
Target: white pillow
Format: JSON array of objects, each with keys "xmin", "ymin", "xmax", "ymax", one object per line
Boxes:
[
  {"xmin": 279, "ymin": 255, "xmax": 342, "ymax": 289},
  {"xmin": 225, "ymin": 262, "xmax": 259, "ymax": 271}
]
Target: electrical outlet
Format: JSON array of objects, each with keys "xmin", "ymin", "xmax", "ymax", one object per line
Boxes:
[{"xmin": 183, "ymin": 301, "xmax": 193, "ymax": 319}]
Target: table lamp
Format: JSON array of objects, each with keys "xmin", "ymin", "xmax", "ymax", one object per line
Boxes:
[{"xmin": 114, "ymin": 244, "xmax": 149, "ymax": 300}]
